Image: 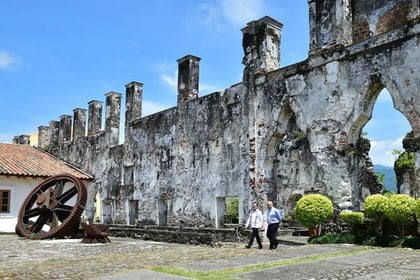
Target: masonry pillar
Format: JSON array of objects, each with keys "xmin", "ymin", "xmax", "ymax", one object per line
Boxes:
[
  {"xmin": 48, "ymin": 121, "xmax": 60, "ymax": 147},
  {"xmin": 308, "ymin": 0, "xmax": 352, "ymax": 53},
  {"xmin": 105, "ymin": 91, "xmax": 122, "ymax": 146},
  {"xmin": 241, "ymin": 16, "xmax": 283, "ymax": 206},
  {"xmin": 177, "ymin": 55, "xmax": 200, "ymax": 107},
  {"xmin": 13, "ymin": 135, "xmax": 30, "ymax": 145},
  {"xmin": 409, "ymin": 0, "xmax": 420, "ymax": 20},
  {"xmin": 88, "ymin": 100, "xmax": 103, "ymax": 137},
  {"xmin": 37, "ymin": 126, "xmax": 49, "ymax": 149},
  {"xmin": 59, "ymin": 115, "xmax": 72, "ymax": 144},
  {"xmin": 125, "ymin": 81, "xmax": 143, "ymax": 129},
  {"xmin": 241, "ymin": 16, "xmax": 282, "ymax": 78},
  {"xmin": 73, "ymin": 108, "xmax": 87, "ymax": 141}
]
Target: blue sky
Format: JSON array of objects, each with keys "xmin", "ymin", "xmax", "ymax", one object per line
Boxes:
[{"xmin": 0, "ymin": 1, "xmax": 411, "ymax": 167}]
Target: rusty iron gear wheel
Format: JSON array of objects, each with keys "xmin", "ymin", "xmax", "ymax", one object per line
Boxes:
[{"xmin": 15, "ymin": 173, "xmax": 87, "ymax": 239}]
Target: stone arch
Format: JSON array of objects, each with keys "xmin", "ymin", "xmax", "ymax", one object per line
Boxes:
[
  {"xmin": 348, "ymin": 75, "xmax": 415, "ymax": 145},
  {"xmin": 287, "ymin": 192, "xmax": 303, "ymax": 213},
  {"xmin": 345, "ymin": 71, "xmax": 418, "ymax": 207},
  {"xmin": 259, "ymin": 102, "xmax": 314, "ymax": 213},
  {"xmin": 381, "ymin": 75, "xmax": 419, "ymax": 137},
  {"xmin": 263, "ymin": 104, "xmax": 295, "ymax": 177}
]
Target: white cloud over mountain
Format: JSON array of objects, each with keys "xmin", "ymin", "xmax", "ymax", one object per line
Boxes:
[{"xmin": 369, "ymin": 137, "xmax": 404, "ymax": 167}]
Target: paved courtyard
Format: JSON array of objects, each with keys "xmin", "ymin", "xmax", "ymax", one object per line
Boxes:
[{"xmin": 0, "ymin": 233, "xmax": 418, "ymax": 279}]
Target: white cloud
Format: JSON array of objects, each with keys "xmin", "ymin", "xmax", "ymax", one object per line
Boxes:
[
  {"xmin": 142, "ymin": 100, "xmax": 173, "ymax": 116},
  {"xmin": 152, "ymin": 61, "xmax": 178, "ymax": 94},
  {"xmin": 221, "ymin": 0, "xmax": 265, "ymax": 27},
  {"xmin": 153, "ymin": 62, "xmax": 172, "ymax": 73},
  {"xmin": 369, "ymin": 137, "xmax": 404, "ymax": 167},
  {"xmin": 0, "ymin": 51, "xmax": 18, "ymax": 69},
  {"xmin": 376, "ymin": 88, "xmax": 392, "ymax": 102},
  {"xmin": 190, "ymin": 0, "xmax": 266, "ymax": 31},
  {"xmin": 0, "ymin": 134, "xmax": 13, "ymax": 143},
  {"xmin": 197, "ymin": 3, "xmax": 223, "ymax": 29},
  {"xmin": 200, "ymin": 83, "xmax": 220, "ymax": 95},
  {"xmin": 160, "ymin": 70, "xmax": 178, "ymax": 93}
]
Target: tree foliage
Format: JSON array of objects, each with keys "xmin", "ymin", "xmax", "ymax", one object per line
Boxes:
[
  {"xmin": 365, "ymin": 194, "xmax": 388, "ymax": 218},
  {"xmin": 395, "ymin": 151, "xmax": 415, "ymax": 170},
  {"xmin": 384, "ymin": 194, "xmax": 416, "ymax": 237},
  {"xmin": 295, "ymin": 194, "xmax": 333, "ymax": 229},
  {"xmin": 225, "ymin": 197, "xmax": 239, "ymax": 221},
  {"xmin": 364, "ymin": 194, "xmax": 388, "ymax": 236},
  {"xmin": 340, "ymin": 211, "xmax": 364, "ymax": 226},
  {"xmin": 415, "ymin": 198, "xmax": 420, "ymax": 222}
]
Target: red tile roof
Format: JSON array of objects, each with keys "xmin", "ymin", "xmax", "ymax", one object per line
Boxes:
[{"xmin": 0, "ymin": 143, "xmax": 92, "ymax": 180}]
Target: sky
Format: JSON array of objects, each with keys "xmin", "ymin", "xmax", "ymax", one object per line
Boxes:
[{"xmin": 0, "ymin": 0, "xmax": 411, "ymax": 167}]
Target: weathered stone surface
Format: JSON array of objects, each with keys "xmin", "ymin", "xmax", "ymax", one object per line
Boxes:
[{"xmin": 23, "ymin": 1, "xmax": 419, "ymax": 229}]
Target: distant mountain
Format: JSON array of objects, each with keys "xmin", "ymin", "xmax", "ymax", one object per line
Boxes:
[{"xmin": 374, "ymin": 164, "xmax": 397, "ymax": 192}]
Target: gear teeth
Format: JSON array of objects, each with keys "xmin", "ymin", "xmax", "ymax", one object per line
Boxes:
[{"xmin": 16, "ymin": 173, "xmax": 88, "ymax": 240}]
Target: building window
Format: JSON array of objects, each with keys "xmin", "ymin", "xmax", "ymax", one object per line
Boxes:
[{"xmin": 0, "ymin": 190, "xmax": 10, "ymax": 213}]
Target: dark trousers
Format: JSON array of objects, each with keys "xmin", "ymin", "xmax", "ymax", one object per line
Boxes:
[
  {"xmin": 247, "ymin": 228, "xmax": 262, "ymax": 248},
  {"xmin": 267, "ymin": 223, "xmax": 279, "ymax": 249}
]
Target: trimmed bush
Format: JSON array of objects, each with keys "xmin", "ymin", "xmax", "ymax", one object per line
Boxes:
[
  {"xmin": 384, "ymin": 194, "xmax": 416, "ymax": 237},
  {"xmin": 365, "ymin": 194, "xmax": 388, "ymax": 217},
  {"xmin": 416, "ymin": 198, "xmax": 420, "ymax": 222},
  {"xmin": 364, "ymin": 194, "xmax": 388, "ymax": 236},
  {"xmin": 295, "ymin": 194, "xmax": 334, "ymax": 233},
  {"xmin": 340, "ymin": 211, "xmax": 364, "ymax": 226}
]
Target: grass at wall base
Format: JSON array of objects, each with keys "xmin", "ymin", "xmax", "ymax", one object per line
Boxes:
[{"xmin": 309, "ymin": 233, "xmax": 420, "ymax": 249}]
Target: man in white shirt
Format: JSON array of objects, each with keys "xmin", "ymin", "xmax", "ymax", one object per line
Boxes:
[{"xmin": 245, "ymin": 202, "xmax": 263, "ymax": 249}]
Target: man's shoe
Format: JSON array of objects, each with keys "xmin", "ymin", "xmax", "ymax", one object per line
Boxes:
[
  {"xmin": 258, "ymin": 246, "xmax": 263, "ymax": 249},
  {"xmin": 245, "ymin": 245, "xmax": 251, "ymax": 249}
]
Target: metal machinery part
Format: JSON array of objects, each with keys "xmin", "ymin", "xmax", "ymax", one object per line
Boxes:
[{"xmin": 15, "ymin": 173, "xmax": 87, "ymax": 239}]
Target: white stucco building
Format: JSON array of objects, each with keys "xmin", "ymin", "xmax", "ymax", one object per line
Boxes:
[{"xmin": 0, "ymin": 143, "xmax": 92, "ymax": 233}]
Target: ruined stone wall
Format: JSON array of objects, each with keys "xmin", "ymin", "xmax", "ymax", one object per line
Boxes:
[
  {"xmin": 22, "ymin": 1, "xmax": 419, "ymax": 228},
  {"xmin": 352, "ymin": 0, "xmax": 411, "ymax": 43},
  {"xmin": 285, "ymin": 30, "xmax": 419, "ymax": 208}
]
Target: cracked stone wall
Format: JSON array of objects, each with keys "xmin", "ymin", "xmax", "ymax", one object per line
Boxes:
[{"xmin": 22, "ymin": 1, "xmax": 419, "ymax": 228}]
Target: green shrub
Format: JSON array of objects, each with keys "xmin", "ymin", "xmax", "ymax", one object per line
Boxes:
[
  {"xmin": 416, "ymin": 198, "xmax": 420, "ymax": 222},
  {"xmin": 364, "ymin": 194, "xmax": 388, "ymax": 236},
  {"xmin": 225, "ymin": 197, "xmax": 239, "ymax": 223},
  {"xmin": 340, "ymin": 211, "xmax": 364, "ymax": 225},
  {"xmin": 310, "ymin": 233, "xmax": 420, "ymax": 249},
  {"xmin": 395, "ymin": 152, "xmax": 415, "ymax": 170},
  {"xmin": 384, "ymin": 194, "xmax": 416, "ymax": 237},
  {"xmin": 383, "ymin": 190, "xmax": 396, "ymax": 198},
  {"xmin": 295, "ymin": 194, "xmax": 333, "ymax": 232},
  {"xmin": 365, "ymin": 194, "xmax": 388, "ymax": 217}
]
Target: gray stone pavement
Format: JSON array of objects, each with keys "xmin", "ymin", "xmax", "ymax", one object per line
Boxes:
[
  {"xmin": 93, "ymin": 236, "xmax": 420, "ymax": 280},
  {"xmin": 94, "ymin": 270, "xmax": 194, "ymax": 280},
  {"xmin": 0, "ymin": 233, "xmax": 418, "ymax": 280}
]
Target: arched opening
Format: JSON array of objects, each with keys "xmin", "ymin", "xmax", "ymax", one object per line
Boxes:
[
  {"xmin": 363, "ymin": 89, "xmax": 411, "ymax": 192},
  {"xmin": 347, "ymin": 83, "xmax": 416, "ymax": 209},
  {"xmin": 261, "ymin": 103, "xmax": 314, "ymax": 214}
]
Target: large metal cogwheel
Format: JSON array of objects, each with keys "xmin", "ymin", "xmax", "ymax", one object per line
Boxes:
[{"xmin": 15, "ymin": 173, "xmax": 87, "ymax": 239}]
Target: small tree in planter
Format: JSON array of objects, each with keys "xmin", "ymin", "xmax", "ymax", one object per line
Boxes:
[
  {"xmin": 295, "ymin": 194, "xmax": 334, "ymax": 237},
  {"xmin": 339, "ymin": 211, "xmax": 364, "ymax": 233},
  {"xmin": 384, "ymin": 194, "xmax": 416, "ymax": 237},
  {"xmin": 364, "ymin": 194, "xmax": 388, "ymax": 237}
]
